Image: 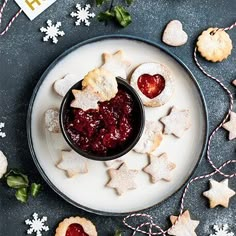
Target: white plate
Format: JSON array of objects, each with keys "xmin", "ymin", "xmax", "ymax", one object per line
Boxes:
[{"xmin": 27, "ymin": 35, "xmax": 208, "ymax": 215}]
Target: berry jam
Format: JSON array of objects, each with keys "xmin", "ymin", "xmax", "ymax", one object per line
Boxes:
[
  {"xmin": 137, "ymin": 74, "xmax": 165, "ymax": 99},
  {"xmin": 65, "ymin": 224, "xmax": 88, "ymax": 236},
  {"xmin": 65, "ymin": 89, "xmax": 134, "ymax": 156}
]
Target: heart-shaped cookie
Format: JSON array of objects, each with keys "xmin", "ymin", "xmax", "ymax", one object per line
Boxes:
[
  {"xmin": 54, "ymin": 74, "xmax": 79, "ymax": 97},
  {"xmin": 162, "ymin": 20, "xmax": 188, "ymax": 46},
  {"xmin": 137, "ymin": 74, "xmax": 165, "ymax": 99}
]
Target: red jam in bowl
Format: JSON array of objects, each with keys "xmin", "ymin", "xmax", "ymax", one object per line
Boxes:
[
  {"xmin": 66, "ymin": 223, "xmax": 88, "ymax": 236},
  {"xmin": 64, "ymin": 89, "xmax": 134, "ymax": 156}
]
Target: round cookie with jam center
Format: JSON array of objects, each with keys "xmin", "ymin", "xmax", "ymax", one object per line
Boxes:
[
  {"xmin": 55, "ymin": 216, "xmax": 97, "ymax": 236},
  {"xmin": 130, "ymin": 63, "xmax": 174, "ymax": 107}
]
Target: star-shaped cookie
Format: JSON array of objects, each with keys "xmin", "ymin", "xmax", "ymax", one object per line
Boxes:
[
  {"xmin": 168, "ymin": 210, "xmax": 199, "ymax": 236},
  {"xmin": 100, "ymin": 50, "xmax": 130, "ymax": 79},
  {"xmin": 203, "ymin": 179, "xmax": 235, "ymax": 208},
  {"xmin": 143, "ymin": 153, "xmax": 176, "ymax": 183},
  {"xmin": 57, "ymin": 150, "xmax": 88, "ymax": 177},
  {"xmin": 106, "ymin": 162, "xmax": 139, "ymax": 195},
  {"xmin": 160, "ymin": 106, "xmax": 191, "ymax": 138},
  {"xmin": 222, "ymin": 112, "xmax": 236, "ymax": 140}
]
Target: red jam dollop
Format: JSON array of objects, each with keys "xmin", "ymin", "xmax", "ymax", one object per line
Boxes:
[
  {"xmin": 65, "ymin": 89, "xmax": 134, "ymax": 156},
  {"xmin": 137, "ymin": 74, "xmax": 165, "ymax": 99},
  {"xmin": 65, "ymin": 223, "xmax": 88, "ymax": 236}
]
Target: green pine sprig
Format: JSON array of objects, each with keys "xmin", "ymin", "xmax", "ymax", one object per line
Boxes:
[{"xmin": 97, "ymin": 0, "xmax": 133, "ymax": 27}]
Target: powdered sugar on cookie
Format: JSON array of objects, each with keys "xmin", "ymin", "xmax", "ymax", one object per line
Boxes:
[
  {"xmin": 222, "ymin": 111, "xmax": 236, "ymax": 140},
  {"xmin": 45, "ymin": 108, "xmax": 61, "ymax": 133},
  {"xmin": 133, "ymin": 120, "xmax": 163, "ymax": 154},
  {"xmin": 143, "ymin": 153, "xmax": 176, "ymax": 183},
  {"xmin": 71, "ymin": 88, "xmax": 100, "ymax": 110},
  {"xmin": 106, "ymin": 163, "xmax": 139, "ymax": 195},
  {"xmin": 71, "ymin": 68, "xmax": 118, "ymax": 110},
  {"xmin": 100, "ymin": 50, "xmax": 130, "ymax": 79},
  {"xmin": 160, "ymin": 106, "xmax": 191, "ymax": 138},
  {"xmin": 130, "ymin": 63, "xmax": 174, "ymax": 107},
  {"xmin": 54, "ymin": 74, "xmax": 79, "ymax": 97},
  {"xmin": 162, "ymin": 20, "xmax": 188, "ymax": 47},
  {"xmin": 203, "ymin": 179, "xmax": 235, "ymax": 208},
  {"xmin": 57, "ymin": 150, "xmax": 88, "ymax": 177},
  {"xmin": 168, "ymin": 210, "xmax": 200, "ymax": 236}
]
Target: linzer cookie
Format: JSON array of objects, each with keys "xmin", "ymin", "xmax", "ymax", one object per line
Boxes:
[
  {"xmin": 197, "ymin": 28, "xmax": 233, "ymax": 62},
  {"xmin": 130, "ymin": 63, "xmax": 174, "ymax": 107},
  {"xmin": 55, "ymin": 216, "xmax": 97, "ymax": 236}
]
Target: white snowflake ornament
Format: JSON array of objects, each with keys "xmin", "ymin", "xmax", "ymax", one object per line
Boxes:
[
  {"xmin": 0, "ymin": 122, "xmax": 6, "ymax": 138},
  {"xmin": 25, "ymin": 213, "xmax": 49, "ymax": 236},
  {"xmin": 40, "ymin": 20, "xmax": 65, "ymax": 44},
  {"xmin": 71, "ymin": 4, "xmax": 95, "ymax": 26},
  {"xmin": 210, "ymin": 224, "xmax": 234, "ymax": 236}
]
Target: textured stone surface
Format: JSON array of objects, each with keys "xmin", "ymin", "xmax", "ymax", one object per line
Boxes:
[{"xmin": 0, "ymin": 0, "xmax": 236, "ymax": 235}]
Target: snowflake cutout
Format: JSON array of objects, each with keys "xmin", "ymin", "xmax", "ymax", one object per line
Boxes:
[
  {"xmin": 40, "ymin": 20, "xmax": 65, "ymax": 44},
  {"xmin": 210, "ymin": 224, "xmax": 234, "ymax": 236},
  {"xmin": 0, "ymin": 122, "xmax": 6, "ymax": 138},
  {"xmin": 71, "ymin": 4, "xmax": 95, "ymax": 26},
  {"xmin": 25, "ymin": 213, "xmax": 49, "ymax": 236}
]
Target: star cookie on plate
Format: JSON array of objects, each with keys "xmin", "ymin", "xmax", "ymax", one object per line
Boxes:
[
  {"xmin": 57, "ymin": 150, "xmax": 88, "ymax": 177},
  {"xmin": 100, "ymin": 50, "xmax": 130, "ymax": 79},
  {"xmin": 168, "ymin": 210, "xmax": 199, "ymax": 236},
  {"xmin": 106, "ymin": 162, "xmax": 139, "ymax": 195},
  {"xmin": 160, "ymin": 106, "xmax": 191, "ymax": 138},
  {"xmin": 133, "ymin": 120, "xmax": 163, "ymax": 154},
  {"xmin": 222, "ymin": 112, "xmax": 236, "ymax": 140},
  {"xmin": 55, "ymin": 216, "xmax": 97, "ymax": 236},
  {"xmin": 143, "ymin": 153, "xmax": 176, "ymax": 183},
  {"xmin": 203, "ymin": 179, "xmax": 235, "ymax": 208}
]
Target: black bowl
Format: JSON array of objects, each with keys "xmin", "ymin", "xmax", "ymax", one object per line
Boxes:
[{"xmin": 59, "ymin": 77, "xmax": 145, "ymax": 161}]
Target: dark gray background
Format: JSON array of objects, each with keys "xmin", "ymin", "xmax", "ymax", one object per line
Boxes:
[{"xmin": 0, "ymin": 0, "xmax": 236, "ymax": 235}]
